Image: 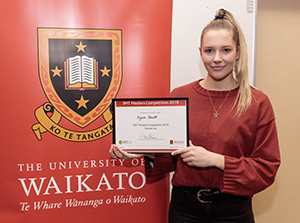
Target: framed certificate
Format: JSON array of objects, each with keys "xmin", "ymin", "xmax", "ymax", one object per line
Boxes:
[{"xmin": 112, "ymin": 98, "xmax": 189, "ymax": 153}]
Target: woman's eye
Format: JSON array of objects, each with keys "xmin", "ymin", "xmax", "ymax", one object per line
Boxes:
[
  {"xmin": 205, "ymin": 49, "xmax": 213, "ymax": 53},
  {"xmin": 223, "ymin": 48, "xmax": 231, "ymax": 53}
]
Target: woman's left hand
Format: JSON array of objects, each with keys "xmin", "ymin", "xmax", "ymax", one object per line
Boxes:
[{"xmin": 171, "ymin": 141, "xmax": 224, "ymax": 170}]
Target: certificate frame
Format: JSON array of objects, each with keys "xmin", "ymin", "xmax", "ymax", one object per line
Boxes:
[{"xmin": 112, "ymin": 98, "xmax": 189, "ymax": 153}]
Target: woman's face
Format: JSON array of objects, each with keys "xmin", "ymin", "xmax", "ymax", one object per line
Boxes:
[{"xmin": 200, "ymin": 29, "xmax": 239, "ymax": 84}]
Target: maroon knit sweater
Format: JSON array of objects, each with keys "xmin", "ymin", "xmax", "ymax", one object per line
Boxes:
[{"xmin": 145, "ymin": 80, "xmax": 281, "ymax": 197}]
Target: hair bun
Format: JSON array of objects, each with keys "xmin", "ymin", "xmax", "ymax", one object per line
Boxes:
[{"xmin": 214, "ymin": 9, "xmax": 226, "ymax": 20}]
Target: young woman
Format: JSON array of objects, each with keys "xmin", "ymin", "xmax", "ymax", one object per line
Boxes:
[{"xmin": 110, "ymin": 9, "xmax": 280, "ymax": 223}]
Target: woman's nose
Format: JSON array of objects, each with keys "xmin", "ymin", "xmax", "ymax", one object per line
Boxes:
[{"xmin": 213, "ymin": 52, "xmax": 222, "ymax": 62}]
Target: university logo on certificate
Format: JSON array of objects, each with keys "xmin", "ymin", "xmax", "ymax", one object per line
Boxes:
[{"xmin": 112, "ymin": 98, "xmax": 189, "ymax": 153}]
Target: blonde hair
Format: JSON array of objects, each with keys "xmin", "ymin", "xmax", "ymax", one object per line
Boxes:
[{"xmin": 200, "ymin": 9, "xmax": 252, "ymax": 116}]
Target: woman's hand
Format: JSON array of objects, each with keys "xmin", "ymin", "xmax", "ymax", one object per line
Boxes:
[
  {"xmin": 109, "ymin": 144, "xmax": 144, "ymax": 159},
  {"xmin": 171, "ymin": 141, "xmax": 224, "ymax": 170},
  {"xmin": 109, "ymin": 144, "xmax": 156, "ymax": 160}
]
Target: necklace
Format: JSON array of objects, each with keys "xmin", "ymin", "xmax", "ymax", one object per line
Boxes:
[{"xmin": 207, "ymin": 89, "xmax": 232, "ymax": 118}]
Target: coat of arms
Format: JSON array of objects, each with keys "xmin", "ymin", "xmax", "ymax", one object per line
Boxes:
[{"xmin": 32, "ymin": 28, "xmax": 122, "ymax": 142}]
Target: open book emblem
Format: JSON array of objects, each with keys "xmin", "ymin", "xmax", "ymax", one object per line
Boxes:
[
  {"xmin": 66, "ymin": 55, "xmax": 98, "ymax": 90},
  {"xmin": 32, "ymin": 28, "xmax": 122, "ymax": 141}
]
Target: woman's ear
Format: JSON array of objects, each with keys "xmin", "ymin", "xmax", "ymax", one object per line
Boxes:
[
  {"xmin": 236, "ymin": 46, "xmax": 240, "ymax": 60},
  {"xmin": 199, "ymin": 47, "xmax": 202, "ymax": 57}
]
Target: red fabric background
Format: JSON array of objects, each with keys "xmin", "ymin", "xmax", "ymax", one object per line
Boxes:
[{"xmin": 0, "ymin": 1, "xmax": 172, "ymax": 222}]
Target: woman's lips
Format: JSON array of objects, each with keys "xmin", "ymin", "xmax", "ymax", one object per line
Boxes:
[{"xmin": 211, "ymin": 65, "xmax": 225, "ymax": 70}]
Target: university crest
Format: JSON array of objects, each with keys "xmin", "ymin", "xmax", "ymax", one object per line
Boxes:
[{"xmin": 32, "ymin": 28, "xmax": 122, "ymax": 142}]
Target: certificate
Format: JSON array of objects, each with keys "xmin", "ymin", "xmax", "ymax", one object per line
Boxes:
[{"xmin": 112, "ymin": 98, "xmax": 189, "ymax": 153}]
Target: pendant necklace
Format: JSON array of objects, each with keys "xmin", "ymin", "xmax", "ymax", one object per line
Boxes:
[{"xmin": 207, "ymin": 89, "xmax": 232, "ymax": 118}]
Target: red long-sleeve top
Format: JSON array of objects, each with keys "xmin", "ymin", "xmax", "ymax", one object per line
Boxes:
[{"xmin": 145, "ymin": 80, "xmax": 281, "ymax": 197}]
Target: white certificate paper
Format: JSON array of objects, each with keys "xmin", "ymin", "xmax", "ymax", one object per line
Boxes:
[{"xmin": 112, "ymin": 98, "xmax": 188, "ymax": 153}]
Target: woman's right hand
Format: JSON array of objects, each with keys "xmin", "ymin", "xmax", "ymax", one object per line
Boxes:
[{"xmin": 109, "ymin": 144, "xmax": 145, "ymax": 160}]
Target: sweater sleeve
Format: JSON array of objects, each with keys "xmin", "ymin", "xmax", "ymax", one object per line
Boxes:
[
  {"xmin": 144, "ymin": 153, "xmax": 177, "ymax": 184},
  {"xmin": 222, "ymin": 99, "xmax": 281, "ymax": 196}
]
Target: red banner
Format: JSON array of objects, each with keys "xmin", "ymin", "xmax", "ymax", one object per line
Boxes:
[{"xmin": 0, "ymin": 1, "xmax": 172, "ymax": 222}]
